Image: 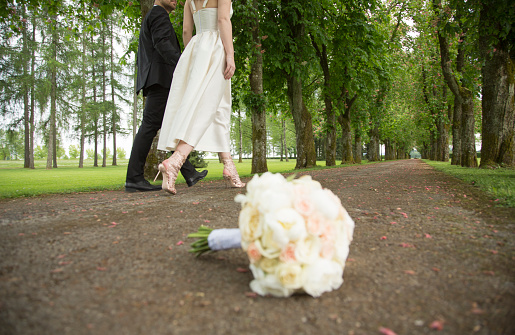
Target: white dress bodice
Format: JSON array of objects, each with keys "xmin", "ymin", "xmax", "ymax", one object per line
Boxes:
[{"xmin": 191, "ymin": 0, "xmax": 232, "ymax": 33}]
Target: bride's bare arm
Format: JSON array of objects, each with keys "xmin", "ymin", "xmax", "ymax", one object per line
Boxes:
[
  {"xmin": 218, "ymin": 0, "xmax": 234, "ymax": 80},
  {"xmin": 183, "ymin": 1, "xmax": 194, "ymax": 47}
]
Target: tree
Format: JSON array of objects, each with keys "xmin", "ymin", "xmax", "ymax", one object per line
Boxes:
[
  {"xmin": 478, "ymin": 0, "xmax": 515, "ymax": 167},
  {"xmin": 233, "ymin": 0, "xmax": 268, "ymax": 173},
  {"xmin": 248, "ymin": 0, "xmax": 268, "ymax": 174},
  {"xmin": 434, "ymin": 0, "xmax": 479, "ymax": 167},
  {"xmin": 68, "ymin": 145, "xmax": 80, "ymax": 159},
  {"xmin": 278, "ymin": 0, "xmax": 317, "ymax": 169},
  {"xmin": 310, "ymin": 0, "xmax": 382, "ymax": 166}
]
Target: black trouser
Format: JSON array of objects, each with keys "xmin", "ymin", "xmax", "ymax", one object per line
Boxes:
[{"xmin": 126, "ymin": 84, "xmax": 196, "ymax": 183}]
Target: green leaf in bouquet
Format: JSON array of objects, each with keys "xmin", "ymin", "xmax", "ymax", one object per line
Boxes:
[{"xmin": 187, "ymin": 225, "xmax": 214, "ymax": 257}]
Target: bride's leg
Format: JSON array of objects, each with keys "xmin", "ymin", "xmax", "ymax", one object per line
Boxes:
[
  {"xmin": 219, "ymin": 152, "xmax": 245, "ymax": 188},
  {"xmin": 158, "ymin": 141, "xmax": 195, "ymax": 194}
]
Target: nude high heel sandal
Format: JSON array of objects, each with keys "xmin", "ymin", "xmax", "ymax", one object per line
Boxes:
[
  {"xmin": 154, "ymin": 151, "xmax": 187, "ymax": 194},
  {"xmin": 221, "ymin": 159, "xmax": 245, "ymax": 188}
]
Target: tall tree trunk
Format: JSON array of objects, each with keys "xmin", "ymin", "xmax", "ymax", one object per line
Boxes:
[
  {"xmin": 367, "ymin": 125, "xmax": 381, "ymax": 162},
  {"xmin": 250, "ymin": 0, "xmax": 267, "ymax": 174},
  {"xmin": 110, "ymin": 22, "xmax": 117, "ymax": 166},
  {"xmin": 102, "ymin": 22, "xmax": 107, "ymax": 168},
  {"xmin": 436, "ymin": 1, "xmax": 477, "ymax": 167},
  {"xmin": 52, "ymin": 119, "xmax": 57, "ymax": 168},
  {"xmin": 430, "ymin": 129, "xmax": 437, "ymax": 161},
  {"xmin": 385, "ymin": 139, "xmax": 396, "ymax": 160},
  {"xmin": 339, "ymin": 110, "xmax": 353, "ymax": 164},
  {"xmin": 282, "ymin": 1, "xmax": 316, "ymax": 169},
  {"xmin": 436, "ymin": 116, "xmax": 450, "ymax": 161},
  {"xmin": 286, "ymin": 75, "xmax": 317, "ymax": 169},
  {"xmin": 91, "ymin": 34, "xmax": 99, "ymax": 167},
  {"xmin": 79, "ymin": 24, "xmax": 86, "ymax": 168},
  {"xmin": 354, "ymin": 130, "xmax": 362, "ymax": 164},
  {"xmin": 282, "ymin": 118, "xmax": 289, "ymax": 162},
  {"xmin": 22, "ymin": 9, "xmax": 30, "ymax": 168},
  {"xmin": 338, "ymin": 92, "xmax": 357, "ymax": 164},
  {"xmin": 324, "ymin": 105, "xmax": 336, "ymax": 166},
  {"xmin": 280, "ymin": 117, "xmax": 284, "ymax": 162},
  {"xmin": 451, "ymin": 96, "xmax": 462, "ymax": 165},
  {"xmin": 47, "ymin": 17, "xmax": 58, "ymax": 170},
  {"xmin": 479, "ymin": 1, "xmax": 515, "ymax": 167},
  {"xmin": 461, "ymin": 88, "xmax": 478, "ymax": 167},
  {"xmin": 29, "ymin": 17, "xmax": 35, "ymax": 169},
  {"xmin": 436, "ymin": 86, "xmax": 450, "ymax": 162},
  {"xmin": 311, "ymin": 37, "xmax": 336, "ymax": 166}
]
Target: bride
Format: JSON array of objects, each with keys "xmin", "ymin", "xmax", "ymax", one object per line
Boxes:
[{"xmin": 156, "ymin": 0, "xmax": 245, "ymax": 194}]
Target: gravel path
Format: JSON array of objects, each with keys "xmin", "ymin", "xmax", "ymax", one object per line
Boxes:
[{"xmin": 1, "ymin": 159, "xmax": 514, "ymax": 335}]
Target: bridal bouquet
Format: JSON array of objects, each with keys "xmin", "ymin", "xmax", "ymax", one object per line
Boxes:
[{"xmin": 188, "ymin": 172, "xmax": 354, "ymax": 298}]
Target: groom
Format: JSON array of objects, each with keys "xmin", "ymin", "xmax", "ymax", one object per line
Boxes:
[{"xmin": 125, "ymin": 0, "xmax": 207, "ymax": 192}]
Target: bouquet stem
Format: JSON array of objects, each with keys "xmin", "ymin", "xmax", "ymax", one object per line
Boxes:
[{"xmin": 187, "ymin": 225, "xmax": 214, "ymax": 257}]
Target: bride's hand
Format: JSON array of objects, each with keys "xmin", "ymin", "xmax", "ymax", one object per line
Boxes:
[{"xmin": 224, "ymin": 55, "xmax": 235, "ymax": 80}]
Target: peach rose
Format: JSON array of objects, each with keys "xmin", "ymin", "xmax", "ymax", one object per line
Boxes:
[
  {"xmin": 247, "ymin": 242, "xmax": 262, "ymax": 263},
  {"xmin": 280, "ymin": 243, "xmax": 297, "ymax": 263}
]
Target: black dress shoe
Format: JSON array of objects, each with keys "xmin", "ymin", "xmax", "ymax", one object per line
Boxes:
[
  {"xmin": 125, "ymin": 180, "xmax": 162, "ymax": 192},
  {"xmin": 185, "ymin": 170, "xmax": 208, "ymax": 187}
]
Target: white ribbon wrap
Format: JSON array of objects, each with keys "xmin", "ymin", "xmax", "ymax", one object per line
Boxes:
[{"xmin": 208, "ymin": 229, "xmax": 242, "ymax": 251}]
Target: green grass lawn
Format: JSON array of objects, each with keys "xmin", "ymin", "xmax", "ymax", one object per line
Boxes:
[
  {"xmin": 1, "ymin": 158, "xmax": 513, "ymax": 207},
  {"xmin": 0, "ymin": 158, "xmax": 343, "ymax": 198}
]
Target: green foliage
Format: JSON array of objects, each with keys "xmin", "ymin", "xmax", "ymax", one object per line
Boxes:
[
  {"xmin": 0, "ymin": 0, "xmax": 509, "ymax": 174},
  {"xmin": 0, "ymin": 129, "xmax": 24, "ymax": 160},
  {"xmin": 86, "ymin": 148, "xmax": 101, "ymax": 160},
  {"xmin": 68, "ymin": 145, "xmax": 80, "ymax": 159},
  {"xmin": 243, "ymin": 92, "xmax": 266, "ymax": 112},
  {"xmin": 116, "ymin": 147, "xmax": 126, "ymax": 160},
  {"xmin": 188, "ymin": 151, "xmax": 208, "ymax": 169},
  {"xmin": 34, "ymin": 146, "xmax": 47, "ymax": 159}
]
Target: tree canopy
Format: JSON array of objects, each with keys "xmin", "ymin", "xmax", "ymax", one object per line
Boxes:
[{"xmin": 1, "ymin": 0, "xmax": 513, "ymax": 168}]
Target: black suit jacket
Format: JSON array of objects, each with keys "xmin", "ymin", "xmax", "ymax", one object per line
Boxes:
[{"xmin": 136, "ymin": 5, "xmax": 182, "ymax": 95}]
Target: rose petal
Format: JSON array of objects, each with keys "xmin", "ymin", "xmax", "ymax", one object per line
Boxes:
[
  {"xmin": 379, "ymin": 327, "xmax": 397, "ymax": 335},
  {"xmin": 430, "ymin": 320, "xmax": 444, "ymax": 330}
]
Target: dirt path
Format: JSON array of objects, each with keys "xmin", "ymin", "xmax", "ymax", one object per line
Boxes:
[{"xmin": 0, "ymin": 159, "xmax": 514, "ymax": 335}]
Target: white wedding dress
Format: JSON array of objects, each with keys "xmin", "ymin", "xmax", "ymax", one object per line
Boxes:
[{"xmin": 157, "ymin": 0, "xmax": 232, "ymax": 153}]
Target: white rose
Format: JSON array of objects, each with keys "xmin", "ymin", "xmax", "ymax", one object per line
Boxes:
[
  {"xmin": 310, "ymin": 189, "xmax": 340, "ymax": 220},
  {"xmin": 250, "ymin": 262, "xmax": 266, "ymax": 280},
  {"xmin": 294, "ymin": 236, "xmax": 321, "ymax": 265},
  {"xmin": 249, "ymin": 265, "xmax": 293, "ymax": 297},
  {"xmin": 238, "ymin": 204, "xmax": 263, "ymax": 245},
  {"xmin": 291, "ymin": 175, "xmax": 322, "ymax": 191},
  {"xmin": 246, "ymin": 173, "xmax": 288, "ymax": 202},
  {"xmin": 265, "ymin": 209, "xmax": 307, "ymax": 249},
  {"xmin": 301, "ymin": 259, "xmax": 344, "ymax": 297},
  {"xmin": 256, "ymin": 256, "xmax": 280, "ymax": 274},
  {"xmin": 254, "ymin": 237, "xmax": 281, "ymax": 259},
  {"xmin": 333, "ymin": 237, "xmax": 350, "ymax": 265},
  {"xmin": 234, "ymin": 193, "xmax": 248, "ymax": 206},
  {"xmin": 255, "ymin": 187, "xmax": 293, "ymax": 214},
  {"xmin": 275, "ymin": 263, "xmax": 303, "ymax": 289}
]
